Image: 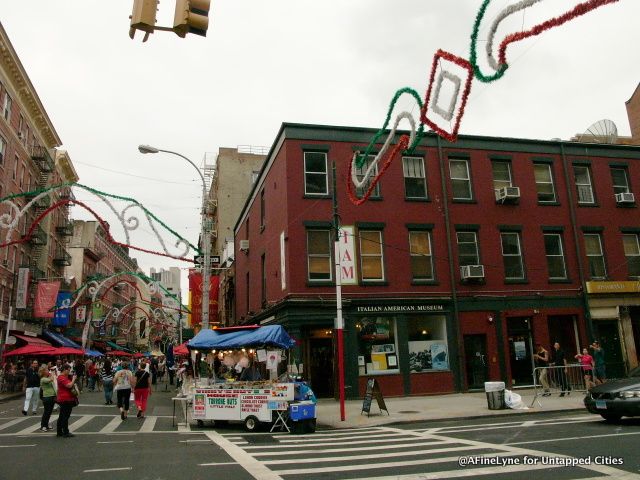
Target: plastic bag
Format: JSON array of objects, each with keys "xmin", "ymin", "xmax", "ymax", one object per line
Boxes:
[{"xmin": 504, "ymin": 389, "xmax": 529, "ymax": 410}]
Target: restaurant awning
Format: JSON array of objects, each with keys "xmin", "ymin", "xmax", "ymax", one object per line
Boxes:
[
  {"xmin": 105, "ymin": 341, "xmax": 133, "ymax": 353},
  {"xmin": 12, "ymin": 334, "xmax": 51, "ymax": 347},
  {"xmin": 42, "ymin": 330, "xmax": 81, "ymax": 349}
]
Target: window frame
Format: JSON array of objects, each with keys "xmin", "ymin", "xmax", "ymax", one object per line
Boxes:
[
  {"xmin": 359, "ymin": 230, "xmax": 385, "ymax": 282},
  {"xmin": 354, "ymin": 155, "xmax": 381, "ymax": 199},
  {"xmin": 402, "ymin": 156, "xmax": 428, "ymax": 200},
  {"xmin": 500, "ymin": 232, "xmax": 525, "ymax": 280},
  {"xmin": 622, "ymin": 233, "xmax": 640, "ymax": 278},
  {"xmin": 408, "ymin": 230, "xmax": 434, "ymax": 281},
  {"xmin": 544, "ymin": 233, "xmax": 568, "ymax": 280},
  {"xmin": 2, "ymin": 93, "xmax": 12, "ymax": 121},
  {"xmin": 491, "ymin": 160, "xmax": 513, "ymax": 192},
  {"xmin": 574, "ymin": 165, "xmax": 595, "ymax": 205},
  {"xmin": 456, "ymin": 231, "xmax": 480, "ymax": 267},
  {"xmin": 584, "ymin": 233, "xmax": 607, "ymax": 279},
  {"xmin": 610, "ymin": 167, "xmax": 631, "ymax": 195},
  {"xmin": 303, "ymin": 151, "xmax": 329, "ymax": 196},
  {"xmin": 0, "ymin": 135, "xmax": 5, "ymax": 166},
  {"xmin": 533, "ymin": 163, "xmax": 557, "ymax": 203},
  {"xmin": 449, "ymin": 158, "xmax": 473, "ymax": 201},
  {"xmin": 306, "ymin": 229, "xmax": 333, "ymax": 282}
]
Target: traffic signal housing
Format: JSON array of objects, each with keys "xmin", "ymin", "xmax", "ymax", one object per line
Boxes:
[
  {"xmin": 129, "ymin": 0, "xmax": 159, "ymax": 40},
  {"xmin": 174, "ymin": 0, "xmax": 211, "ymax": 38}
]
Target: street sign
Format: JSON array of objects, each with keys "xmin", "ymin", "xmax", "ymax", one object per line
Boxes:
[{"xmin": 194, "ymin": 255, "xmax": 221, "ymax": 266}]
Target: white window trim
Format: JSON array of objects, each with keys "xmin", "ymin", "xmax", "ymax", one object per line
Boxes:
[
  {"xmin": 534, "ymin": 163, "xmax": 556, "ymax": 203},
  {"xmin": 359, "ymin": 230, "xmax": 385, "ymax": 282},
  {"xmin": 544, "ymin": 233, "xmax": 567, "ymax": 280},
  {"xmin": 491, "ymin": 160, "xmax": 513, "ymax": 191},
  {"xmin": 303, "ymin": 152, "xmax": 329, "ymax": 196},
  {"xmin": 611, "ymin": 167, "xmax": 630, "ymax": 195},
  {"xmin": 306, "ymin": 229, "xmax": 332, "ymax": 282},
  {"xmin": 355, "ymin": 155, "xmax": 380, "ymax": 198},
  {"xmin": 449, "ymin": 159, "xmax": 472, "ymax": 200},
  {"xmin": 402, "ymin": 156, "xmax": 427, "ymax": 199},
  {"xmin": 501, "ymin": 232, "xmax": 525, "ymax": 279},
  {"xmin": 585, "ymin": 233, "xmax": 607, "ymax": 279},
  {"xmin": 409, "ymin": 230, "xmax": 434, "ymax": 280},
  {"xmin": 623, "ymin": 233, "xmax": 640, "ymax": 277},
  {"xmin": 575, "ymin": 165, "xmax": 595, "ymax": 204},
  {"xmin": 456, "ymin": 231, "xmax": 479, "ymax": 266}
]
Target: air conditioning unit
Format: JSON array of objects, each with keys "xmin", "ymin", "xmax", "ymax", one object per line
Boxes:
[
  {"xmin": 495, "ymin": 186, "xmax": 520, "ymax": 203},
  {"xmin": 239, "ymin": 240, "xmax": 250, "ymax": 252},
  {"xmin": 461, "ymin": 264, "xmax": 485, "ymax": 280},
  {"xmin": 615, "ymin": 192, "xmax": 635, "ymax": 204}
]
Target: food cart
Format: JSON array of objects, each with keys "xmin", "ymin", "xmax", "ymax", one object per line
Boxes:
[{"xmin": 185, "ymin": 325, "xmax": 317, "ymax": 432}]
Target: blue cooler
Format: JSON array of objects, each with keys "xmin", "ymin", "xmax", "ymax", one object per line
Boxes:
[{"xmin": 289, "ymin": 402, "xmax": 316, "ymax": 421}]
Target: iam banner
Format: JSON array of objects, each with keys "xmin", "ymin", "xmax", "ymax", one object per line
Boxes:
[
  {"xmin": 52, "ymin": 292, "xmax": 72, "ymax": 326},
  {"xmin": 15, "ymin": 267, "xmax": 30, "ymax": 309},
  {"xmin": 34, "ymin": 281, "xmax": 61, "ymax": 318},
  {"xmin": 188, "ymin": 270, "xmax": 220, "ymax": 326}
]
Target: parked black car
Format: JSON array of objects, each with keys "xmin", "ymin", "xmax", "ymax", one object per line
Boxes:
[{"xmin": 584, "ymin": 366, "xmax": 640, "ymax": 421}]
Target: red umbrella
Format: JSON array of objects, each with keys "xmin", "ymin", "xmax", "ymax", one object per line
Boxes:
[
  {"xmin": 173, "ymin": 343, "xmax": 189, "ymax": 356},
  {"xmin": 106, "ymin": 350, "xmax": 132, "ymax": 357},
  {"xmin": 50, "ymin": 347, "xmax": 85, "ymax": 356},
  {"xmin": 3, "ymin": 345, "xmax": 57, "ymax": 357},
  {"xmin": 133, "ymin": 352, "xmax": 145, "ymax": 358}
]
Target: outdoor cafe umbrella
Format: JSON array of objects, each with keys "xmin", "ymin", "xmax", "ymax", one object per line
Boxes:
[
  {"xmin": 3, "ymin": 345, "xmax": 56, "ymax": 357},
  {"xmin": 50, "ymin": 347, "xmax": 85, "ymax": 356},
  {"xmin": 106, "ymin": 350, "xmax": 132, "ymax": 357}
]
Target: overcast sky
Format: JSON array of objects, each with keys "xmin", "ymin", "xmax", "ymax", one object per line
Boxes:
[{"xmin": 2, "ymin": 1, "xmax": 639, "ymax": 302}]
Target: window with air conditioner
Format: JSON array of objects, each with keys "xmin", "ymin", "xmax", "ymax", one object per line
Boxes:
[
  {"xmin": 456, "ymin": 231, "xmax": 479, "ymax": 267},
  {"xmin": 491, "ymin": 160, "xmax": 512, "ymax": 191}
]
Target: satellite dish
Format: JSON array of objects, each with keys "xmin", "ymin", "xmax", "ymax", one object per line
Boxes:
[{"xmin": 578, "ymin": 119, "xmax": 618, "ymax": 144}]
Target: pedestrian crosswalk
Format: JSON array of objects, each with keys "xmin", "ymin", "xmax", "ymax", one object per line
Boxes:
[
  {"xmin": 0, "ymin": 413, "xmax": 177, "ymax": 436},
  {"xmin": 212, "ymin": 426, "xmax": 628, "ymax": 480}
]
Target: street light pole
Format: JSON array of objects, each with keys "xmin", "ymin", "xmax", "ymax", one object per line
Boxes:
[{"xmin": 138, "ymin": 145, "xmax": 211, "ymax": 331}]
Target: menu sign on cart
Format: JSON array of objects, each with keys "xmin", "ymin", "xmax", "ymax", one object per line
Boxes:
[{"xmin": 361, "ymin": 378, "xmax": 389, "ymax": 417}]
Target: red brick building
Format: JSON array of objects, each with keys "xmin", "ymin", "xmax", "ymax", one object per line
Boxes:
[{"xmin": 233, "ymin": 123, "xmax": 640, "ymax": 398}]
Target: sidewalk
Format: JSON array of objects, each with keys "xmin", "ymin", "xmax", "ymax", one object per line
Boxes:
[{"xmin": 316, "ymin": 389, "xmax": 586, "ymax": 429}]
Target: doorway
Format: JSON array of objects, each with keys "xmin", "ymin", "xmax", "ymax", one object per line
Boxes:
[
  {"xmin": 507, "ymin": 317, "xmax": 534, "ymax": 387},
  {"xmin": 593, "ymin": 320, "xmax": 626, "ymax": 379},
  {"xmin": 308, "ymin": 334, "xmax": 334, "ymax": 398},
  {"xmin": 547, "ymin": 315, "xmax": 578, "ymax": 355},
  {"xmin": 464, "ymin": 334, "xmax": 488, "ymax": 390}
]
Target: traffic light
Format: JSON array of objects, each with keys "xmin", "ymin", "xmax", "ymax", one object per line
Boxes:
[
  {"xmin": 174, "ymin": 0, "xmax": 210, "ymax": 38},
  {"xmin": 129, "ymin": 0, "xmax": 159, "ymax": 41}
]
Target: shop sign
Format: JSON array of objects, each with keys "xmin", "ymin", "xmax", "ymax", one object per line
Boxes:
[
  {"xmin": 356, "ymin": 304, "xmax": 445, "ymax": 313},
  {"xmin": 586, "ymin": 281, "xmax": 640, "ymax": 294},
  {"xmin": 15, "ymin": 267, "xmax": 30, "ymax": 309},
  {"xmin": 338, "ymin": 226, "xmax": 357, "ymax": 285},
  {"xmin": 192, "ymin": 385, "xmax": 294, "ymax": 421}
]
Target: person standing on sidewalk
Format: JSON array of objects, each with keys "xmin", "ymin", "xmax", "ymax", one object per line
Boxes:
[
  {"xmin": 56, "ymin": 364, "xmax": 78, "ymax": 438},
  {"xmin": 133, "ymin": 362, "xmax": 151, "ymax": 418},
  {"xmin": 575, "ymin": 347, "xmax": 596, "ymax": 389},
  {"xmin": 591, "ymin": 341, "xmax": 607, "ymax": 384},
  {"xmin": 551, "ymin": 342, "xmax": 571, "ymax": 396},
  {"xmin": 113, "ymin": 363, "xmax": 135, "ymax": 420},
  {"xmin": 101, "ymin": 359, "xmax": 114, "ymax": 405},
  {"xmin": 533, "ymin": 344, "xmax": 550, "ymax": 396},
  {"xmin": 39, "ymin": 365, "xmax": 56, "ymax": 431},
  {"xmin": 22, "ymin": 359, "xmax": 40, "ymax": 416},
  {"xmin": 74, "ymin": 360, "xmax": 85, "ymax": 393},
  {"xmin": 87, "ymin": 361, "xmax": 97, "ymax": 392}
]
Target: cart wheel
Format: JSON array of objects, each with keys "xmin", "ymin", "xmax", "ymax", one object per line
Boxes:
[
  {"xmin": 197, "ymin": 420, "xmax": 204, "ymax": 427},
  {"xmin": 305, "ymin": 419, "xmax": 317, "ymax": 433},
  {"xmin": 244, "ymin": 416, "xmax": 259, "ymax": 432}
]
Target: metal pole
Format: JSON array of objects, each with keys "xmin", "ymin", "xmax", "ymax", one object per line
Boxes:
[{"xmin": 332, "ymin": 162, "xmax": 346, "ymax": 422}]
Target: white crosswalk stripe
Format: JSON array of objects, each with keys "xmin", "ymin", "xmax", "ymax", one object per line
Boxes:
[{"xmin": 0, "ymin": 414, "xmax": 171, "ymax": 436}]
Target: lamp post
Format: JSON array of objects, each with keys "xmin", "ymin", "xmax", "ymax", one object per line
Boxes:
[{"xmin": 138, "ymin": 144, "xmax": 211, "ymax": 331}]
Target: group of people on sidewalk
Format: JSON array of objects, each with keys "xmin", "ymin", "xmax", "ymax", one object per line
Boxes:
[
  {"xmin": 533, "ymin": 341, "xmax": 607, "ymax": 396},
  {"xmin": 21, "ymin": 357, "xmax": 160, "ymax": 438}
]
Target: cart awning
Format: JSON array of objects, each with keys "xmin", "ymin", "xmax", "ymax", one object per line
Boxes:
[
  {"xmin": 42, "ymin": 330, "xmax": 81, "ymax": 349},
  {"xmin": 188, "ymin": 325, "xmax": 295, "ymax": 350}
]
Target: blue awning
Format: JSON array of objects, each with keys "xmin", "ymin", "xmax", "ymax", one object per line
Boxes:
[
  {"xmin": 42, "ymin": 330, "xmax": 82, "ymax": 349},
  {"xmin": 84, "ymin": 349, "xmax": 104, "ymax": 357},
  {"xmin": 188, "ymin": 325, "xmax": 296, "ymax": 350}
]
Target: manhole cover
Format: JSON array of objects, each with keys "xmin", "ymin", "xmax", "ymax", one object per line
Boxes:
[{"xmin": 398, "ymin": 410, "xmax": 420, "ymax": 414}]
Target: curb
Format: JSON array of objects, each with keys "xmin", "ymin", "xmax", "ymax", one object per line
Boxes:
[{"xmin": 0, "ymin": 393, "xmax": 23, "ymax": 404}]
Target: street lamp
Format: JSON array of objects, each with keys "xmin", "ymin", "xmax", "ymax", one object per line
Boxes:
[{"xmin": 138, "ymin": 144, "xmax": 212, "ymax": 331}]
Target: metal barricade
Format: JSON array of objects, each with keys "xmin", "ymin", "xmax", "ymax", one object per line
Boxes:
[{"xmin": 530, "ymin": 364, "xmax": 590, "ymax": 407}]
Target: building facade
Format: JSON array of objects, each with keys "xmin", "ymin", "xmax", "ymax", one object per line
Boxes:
[{"xmin": 233, "ymin": 123, "xmax": 640, "ymax": 398}]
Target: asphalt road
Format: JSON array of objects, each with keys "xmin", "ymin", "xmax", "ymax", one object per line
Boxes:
[{"xmin": 1, "ymin": 389, "xmax": 639, "ymax": 480}]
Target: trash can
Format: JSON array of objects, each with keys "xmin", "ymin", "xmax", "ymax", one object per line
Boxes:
[{"xmin": 484, "ymin": 381, "xmax": 506, "ymax": 410}]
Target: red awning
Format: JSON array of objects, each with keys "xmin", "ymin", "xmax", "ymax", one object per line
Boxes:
[
  {"xmin": 51, "ymin": 347, "xmax": 85, "ymax": 356},
  {"xmin": 3, "ymin": 345, "xmax": 56, "ymax": 357},
  {"xmin": 106, "ymin": 350, "xmax": 132, "ymax": 357},
  {"xmin": 12, "ymin": 334, "xmax": 51, "ymax": 347}
]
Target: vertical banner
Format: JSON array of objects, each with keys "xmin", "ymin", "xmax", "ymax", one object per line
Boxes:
[
  {"xmin": 280, "ymin": 231, "xmax": 287, "ymax": 291},
  {"xmin": 188, "ymin": 270, "xmax": 220, "ymax": 326},
  {"xmin": 34, "ymin": 281, "xmax": 61, "ymax": 318},
  {"xmin": 91, "ymin": 301, "xmax": 104, "ymax": 326},
  {"xmin": 81, "ymin": 315, "xmax": 92, "ymax": 350},
  {"xmin": 75, "ymin": 305, "xmax": 87, "ymax": 323},
  {"xmin": 136, "ymin": 316, "xmax": 148, "ymax": 345},
  {"xmin": 52, "ymin": 292, "xmax": 72, "ymax": 327},
  {"xmin": 15, "ymin": 267, "xmax": 30, "ymax": 309},
  {"xmin": 338, "ymin": 226, "xmax": 358, "ymax": 285}
]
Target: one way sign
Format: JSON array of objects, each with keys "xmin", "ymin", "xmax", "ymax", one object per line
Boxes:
[{"xmin": 194, "ymin": 255, "xmax": 221, "ymax": 266}]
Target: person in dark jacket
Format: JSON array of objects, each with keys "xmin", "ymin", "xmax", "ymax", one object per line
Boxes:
[
  {"xmin": 22, "ymin": 360, "xmax": 40, "ymax": 416},
  {"xmin": 551, "ymin": 342, "xmax": 571, "ymax": 396}
]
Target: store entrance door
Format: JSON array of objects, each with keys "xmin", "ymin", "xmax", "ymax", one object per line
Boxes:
[
  {"xmin": 308, "ymin": 337, "xmax": 334, "ymax": 398},
  {"xmin": 507, "ymin": 317, "xmax": 535, "ymax": 387},
  {"xmin": 464, "ymin": 334, "xmax": 488, "ymax": 390},
  {"xmin": 594, "ymin": 320, "xmax": 626, "ymax": 379}
]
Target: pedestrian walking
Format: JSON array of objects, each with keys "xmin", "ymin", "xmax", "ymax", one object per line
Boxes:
[
  {"xmin": 533, "ymin": 344, "xmax": 550, "ymax": 396},
  {"xmin": 39, "ymin": 365, "xmax": 56, "ymax": 432},
  {"xmin": 113, "ymin": 363, "xmax": 135, "ymax": 420},
  {"xmin": 101, "ymin": 359, "xmax": 114, "ymax": 405},
  {"xmin": 551, "ymin": 342, "xmax": 571, "ymax": 396},
  {"xmin": 134, "ymin": 362, "xmax": 151, "ymax": 418},
  {"xmin": 575, "ymin": 347, "xmax": 596, "ymax": 389},
  {"xmin": 87, "ymin": 361, "xmax": 97, "ymax": 391},
  {"xmin": 22, "ymin": 359, "xmax": 40, "ymax": 416},
  {"xmin": 591, "ymin": 340, "xmax": 607, "ymax": 384},
  {"xmin": 56, "ymin": 364, "xmax": 78, "ymax": 438},
  {"xmin": 74, "ymin": 360, "xmax": 85, "ymax": 392}
]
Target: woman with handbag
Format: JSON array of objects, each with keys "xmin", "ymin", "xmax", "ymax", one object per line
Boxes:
[
  {"xmin": 56, "ymin": 364, "xmax": 79, "ymax": 438},
  {"xmin": 113, "ymin": 362, "xmax": 135, "ymax": 421},
  {"xmin": 38, "ymin": 366, "xmax": 56, "ymax": 431},
  {"xmin": 134, "ymin": 362, "xmax": 151, "ymax": 418}
]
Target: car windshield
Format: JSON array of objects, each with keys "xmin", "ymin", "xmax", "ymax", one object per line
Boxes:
[{"xmin": 630, "ymin": 366, "xmax": 640, "ymax": 378}]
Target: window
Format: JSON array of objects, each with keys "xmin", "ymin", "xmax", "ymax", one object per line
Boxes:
[
  {"xmin": 261, "ymin": 253, "xmax": 266, "ymax": 306},
  {"xmin": 260, "ymin": 189, "xmax": 265, "ymax": 229},
  {"xmin": 403, "ymin": 156, "xmax": 427, "ymax": 199},
  {"xmin": 2, "ymin": 93, "xmax": 11, "ymax": 121},
  {"xmin": 359, "ymin": 230, "xmax": 384, "ymax": 281},
  {"xmin": 456, "ymin": 232, "xmax": 479, "ymax": 267},
  {"xmin": 501, "ymin": 232, "xmax": 525, "ymax": 279},
  {"xmin": 408, "ymin": 316, "xmax": 449, "ymax": 372},
  {"xmin": 356, "ymin": 317, "xmax": 398, "ymax": 375},
  {"xmin": 307, "ymin": 230, "xmax": 332, "ymax": 281},
  {"xmin": 449, "ymin": 159, "xmax": 472, "ymax": 200},
  {"xmin": 354, "ymin": 155, "xmax": 380, "ymax": 198},
  {"xmin": 534, "ymin": 163, "xmax": 556, "ymax": 203},
  {"xmin": 0, "ymin": 136, "xmax": 5, "ymax": 165},
  {"xmin": 304, "ymin": 152, "xmax": 328, "ymax": 195},
  {"xmin": 544, "ymin": 234, "xmax": 567, "ymax": 280},
  {"xmin": 584, "ymin": 233, "xmax": 606, "ymax": 279},
  {"xmin": 574, "ymin": 165, "xmax": 595, "ymax": 204},
  {"xmin": 623, "ymin": 234, "xmax": 640, "ymax": 277},
  {"xmin": 491, "ymin": 160, "xmax": 512, "ymax": 191},
  {"xmin": 409, "ymin": 231, "xmax": 433, "ymax": 280},
  {"xmin": 611, "ymin": 167, "xmax": 631, "ymax": 195}
]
